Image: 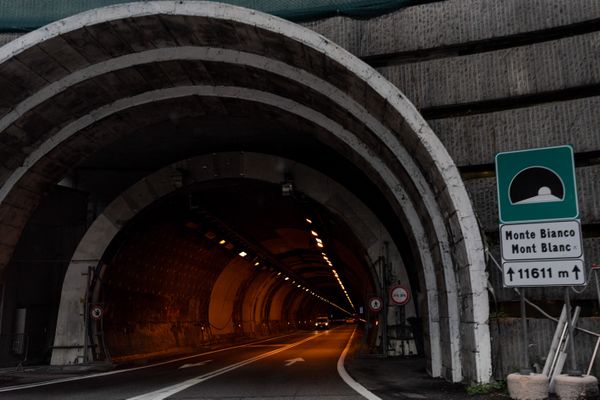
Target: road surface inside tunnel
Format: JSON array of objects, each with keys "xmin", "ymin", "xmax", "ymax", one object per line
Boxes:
[{"xmin": 0, "ymin": 326, "xmax": 368, "ymax": 399}]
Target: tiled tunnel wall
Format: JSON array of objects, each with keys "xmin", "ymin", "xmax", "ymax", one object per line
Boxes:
[{"xmin": 100, "ymin": 215, "xmax": 314, "ymax": 361}]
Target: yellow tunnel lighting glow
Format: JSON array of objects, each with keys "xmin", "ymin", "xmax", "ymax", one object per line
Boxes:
[
  {"xmin": 317, "ymin": 242, "xmax": 323, "ymax": 248},
  {"xmin": 315, "ymin": 238, "xmax": 322, "ymax": 244},
  {"xmin": 284, "ymin": 277, "xmax": 289, "ymax": 281},
  {"xmin": 306, "ymin": 218, "xmax": 312, "ymax": 224},
  {"xmin": 310, "ymin": 230, "xmax": 318, "ymax": 237},
  {"xmin": 239, "ymin": 251, "xmax": 247, "ymax": 257},
  {"xmin": 297, "ymin": 284, "xmax": 301, "ymax": 288},
  {"xmin": 254, "ymin": 261, "xmax": 260, "ymax": 266},
  {"xmin": 219, "ymin": 239, "xmax": 226, "ymax": 245},
  {"xmin": 277, "ymin": 272, "xmax": 281, "ymax": 276}
]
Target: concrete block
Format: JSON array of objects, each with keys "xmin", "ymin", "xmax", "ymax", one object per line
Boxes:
[
  {"xmin": 554, "ymin": 374, "xmax": 599, "ymax": 400},
  {"xmin": 507, "ymin": 373, "xmax": 549, "ymax": 400},
  {"xmin": 378, "ymin": 32, "xmax": 600, "ymax": 109},
  {"xmin": 430, "ymin": 96, "xmax": 600, "ymax": 167}
]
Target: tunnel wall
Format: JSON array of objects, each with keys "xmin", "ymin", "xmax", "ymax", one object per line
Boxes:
[
  {"xmin": 304, "ymin": 0, "xmax": 600, "ymax": 379},
  {"xmin": 102, "ymin": 219, "xmax": 228, "ymax": 360}
]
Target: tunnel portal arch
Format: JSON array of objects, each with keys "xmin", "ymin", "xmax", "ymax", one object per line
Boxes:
[
  {"xmin": 0, "ymin": 1, "xmax": 489, "ymax": 382},
  {"xmin": 54, "ymin": 152, "xmax": 415, "ymax": 366}
]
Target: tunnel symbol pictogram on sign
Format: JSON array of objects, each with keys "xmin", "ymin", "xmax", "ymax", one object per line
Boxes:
[{"xmin": 510, "ymin": 167, "xmax": 564, "ymax": 205}]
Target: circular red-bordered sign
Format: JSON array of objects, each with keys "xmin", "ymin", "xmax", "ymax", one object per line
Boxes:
[
  {"xmin": 90, "ymin": 305, "xmax": 104, "ymax": 320},
  {"xmin": 389, "ymin": 285, "xmax": 410, "ymax": 305},
  {"xmin": 368, "ymin": 296, "xmax": 383, "ymax": 312}
]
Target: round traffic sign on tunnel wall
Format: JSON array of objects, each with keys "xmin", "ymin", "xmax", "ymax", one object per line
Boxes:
[
  {"xmin": 90, "ymin": 304, "xmax": 104, "ymax": 320},
  {"xmin": 368, "ymin": 296, "xmax": 383, "ymax": 312},
  {"xmin": 389, "ymin": 285, "xmax": 410, "ymax": 305}
]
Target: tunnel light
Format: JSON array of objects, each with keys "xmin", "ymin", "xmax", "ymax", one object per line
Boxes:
[
  {"xmin": 311, "ymin": 230, "xmax": 318, "ymax": 237},
  {"xmin": 255, "ymin": 261, "xmax": 260, "ymax": 266},
  {"xmin": 315, "ymin": 238, "xmax": 322, "ymax": 244},
  {"xmin": 277, "ymin": 272, "xmax": 281, "ymax": 276},
  {"xmin": 317, "ymin": 242, "xmax": 323, "ymax": 248},
  {"xmin": 306, "ymin": 218, "xmax": 312, "ymax": 224},
  {"xmin": 297, "ymin": 284, "xmax": 301, "ymax": 288},
  {"xmin": 239, "ymin": 251, "xmax": 247, "ymax": 257},
  {"xmin": 219, "ymin": 239, "xmax": 226, "ymax": 245},
  {"xmin": 284, "ymin": 277, "xmax": 289, "ymax": 281}
]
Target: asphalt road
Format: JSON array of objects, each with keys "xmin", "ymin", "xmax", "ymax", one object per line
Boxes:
[{"xmin": 0, "ymin": 326, "xmax": 368, "ymax": 399}]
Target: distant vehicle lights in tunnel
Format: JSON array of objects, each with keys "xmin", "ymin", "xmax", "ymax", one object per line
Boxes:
[{"xmin": 238, "ymin": 251, "xmax": 247, "ymax": 257}]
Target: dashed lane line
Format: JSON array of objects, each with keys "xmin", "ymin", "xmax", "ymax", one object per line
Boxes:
[{"xmin": 126, "ymin": 333, "xmax": 322, "ymax": 400}]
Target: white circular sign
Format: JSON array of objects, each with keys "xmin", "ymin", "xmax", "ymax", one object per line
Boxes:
[
  {"xmin": 390, "ymin": 285, "xmax": 410, "ymax": 305},
  {"xmin": 368, "ymin": 296, "xmax": 383, "ymax": 312},
  {"xmin": 90, "ymin": 305, "xmax": 104, "ymax": 320}
]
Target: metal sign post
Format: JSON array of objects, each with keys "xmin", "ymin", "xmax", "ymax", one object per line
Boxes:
[
  {"xmin": 520, "ymin": 288, "xmax": 531, "ymax": 374},
  {"xmin": 564, "ymin": 288, "xmax": 581, "ymax": 376}
]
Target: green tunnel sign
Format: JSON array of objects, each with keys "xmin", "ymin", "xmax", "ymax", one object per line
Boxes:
[{"xmin": 495, "ymin": 145, "xmax": 578, "ymax": 223}]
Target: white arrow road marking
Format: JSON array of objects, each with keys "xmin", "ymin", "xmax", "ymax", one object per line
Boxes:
[
  {"xmin": 284, "ymin": 358, "xmax": 304, "ymax": 366},
  {"xmin": 127, "ymin": 334, "xmax": 320, "ymax": 400},
  {"xmin": 178, "ymin": 360, "xmax": 212, "ymax": 369}
]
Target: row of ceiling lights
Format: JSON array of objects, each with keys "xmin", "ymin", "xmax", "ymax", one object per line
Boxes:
[
  {"xmin": 306, "ymin": 218, "xmax": 356, "ymax": 313},
  {"xmin": 205, "ymin": 225, "xmax": 352, "ymax": 314}
]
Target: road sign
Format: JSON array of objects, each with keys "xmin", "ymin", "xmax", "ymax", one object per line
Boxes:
[
  {"xmin": 500, "ymin": 220, "xmax": 583, "ymax": 261},
  {"xmin": 389, "ymin": 285, "xmax": 410, "ymax": 305},
  {"xmin": 495, "ymin": 145, "xmax": 578, "ymax": 223},
  {"xmin": 503, "ymin": 259, "xmax": 585, "ymax": 287},
  {"xmin": 90, "ymin": 304, "xmax": 103, "ymax": 320},
  {"xmin": 368, "ymin": 296, "xmax": 383, "ymax": 312}
]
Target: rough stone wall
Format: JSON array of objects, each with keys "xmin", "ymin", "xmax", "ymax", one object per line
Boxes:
[{"xmin": 306, "ymin": 0, "xmax": 600, "ymax": 380}]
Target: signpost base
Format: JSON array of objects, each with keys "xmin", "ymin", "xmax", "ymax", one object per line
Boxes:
[{"xmin": 507, "ymin": 373, "xmax": 548, "ymax": 400}]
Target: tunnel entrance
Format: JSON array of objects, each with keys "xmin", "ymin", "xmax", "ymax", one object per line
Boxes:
[
  {"xmin": 0, "ymin": 2, "xmax": 490, "ymax": 382},
  {"xmin": 94, "ymin": 179, "xmax": 376, "ymax": 362}
]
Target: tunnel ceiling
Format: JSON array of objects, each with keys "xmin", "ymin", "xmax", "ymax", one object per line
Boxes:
[
  {"xmin": 72, "ymin": 104, "xmax": 419, "ymax": 286},
  {"xmin": 104, "ymin": 178, "xmax": 373, "ymax": 313}
]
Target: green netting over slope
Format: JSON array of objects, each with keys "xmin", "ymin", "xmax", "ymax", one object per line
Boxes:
[{"xmin": 0, "ymin": 0, "xmax": 423, "ymax": 32}]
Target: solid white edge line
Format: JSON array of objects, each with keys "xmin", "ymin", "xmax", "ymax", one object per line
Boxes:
[
  {"xmin": 337, "ymin": 328, "xmax": 383, "ymax": 400},
  {"xmin": 0, "ymin": 333, "xmax": 299, "ymax": 393}
]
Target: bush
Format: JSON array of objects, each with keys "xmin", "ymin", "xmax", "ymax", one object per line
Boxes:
[{"xmin": 466, "ymin": 381, "xmax": 506, "ymax": 395}]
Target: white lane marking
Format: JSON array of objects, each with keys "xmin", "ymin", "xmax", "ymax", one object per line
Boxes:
[
  {"xmin": 0, "ymin": 333, "xmax": 299, "ymax": 392},
  {"xmin": 284, "ymin": 357, "xmax": 304, "ymax": 366},
  {"xmin": 178, "ymin": 360, "xmax": 212, "ymax": 370},
  {"xmin": 127, "ymin": 334, "xmax": 321, "ymax": 400},
  {"xmin": 337, "ymin": 328, "xmax": 383, "ymax": 400}
]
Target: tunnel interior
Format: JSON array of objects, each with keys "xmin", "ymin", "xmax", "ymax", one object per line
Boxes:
[{"xmin": 94, "ymin": 179, "xmax": 378, "ymax": 361}]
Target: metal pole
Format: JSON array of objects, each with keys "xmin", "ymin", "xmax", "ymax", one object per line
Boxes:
[
  {"xmin": 587, "ymin": 336, "xmax": 600, "ymax": 376},
  {"xmin": 565, "ymin": 287, "xmax": 581, "ymax": 376},
  {"xmin": 542, "ymin": 305, "xmax": 567, "ymax": 376},
  {"xmin": 520, "ymin": 289, "xmax": 531, "ymax": 374},
  {"xmin": 595, "ymin": 268, "xmax": 600, "ymax": 311}
]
